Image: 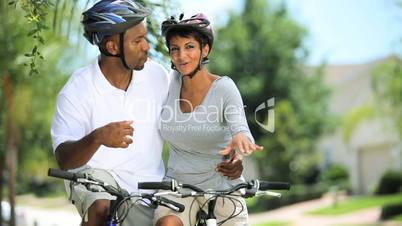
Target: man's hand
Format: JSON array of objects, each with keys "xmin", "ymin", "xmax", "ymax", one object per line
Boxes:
[
  {"xmin": 219, "ymin": 133, "xmax": 263, "ymax": 156},
  {"xmin": 95, "ymin": 120, "xmax": 134, "ymax": 148},
  {"xmin": 216, "ymin": 151, "xmax": 243, "ymax": 180}
]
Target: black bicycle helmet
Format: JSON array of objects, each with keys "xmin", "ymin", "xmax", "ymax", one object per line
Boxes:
[
  {"xmin": 82, "ymin": 0, "xmax": 151, "ymax": 70},
  {"xmin": 82, "ymin": 0, "xmax": 150, "ymax": 45}
]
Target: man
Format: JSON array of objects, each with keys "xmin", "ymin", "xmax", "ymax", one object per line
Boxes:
[{"xmin": 51, "ymin": 1, "xmax": 243, "ymax": 226}]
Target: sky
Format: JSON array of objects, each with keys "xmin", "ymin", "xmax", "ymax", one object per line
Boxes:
[{"xmin": 176, "ymin": 0, "xmax": 402, "ymax": 65}]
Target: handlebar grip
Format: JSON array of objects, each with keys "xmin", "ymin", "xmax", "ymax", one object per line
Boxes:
[
  {"xmin": 259, "ymin": 181, "xmax": 291, "ymax": 190},
  {"xmin": 159, "ymin": 197, "xmax": 185, "ymax": 213},
  {"xmin": 138, "ymin": 181, "xmax": 173, "ymax": 190},
  {"xmin": 48, "ymin": 168, "xmax": 86, "ymax": 181}
]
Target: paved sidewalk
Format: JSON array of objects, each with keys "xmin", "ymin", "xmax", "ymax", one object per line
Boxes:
[{"xmin": 21, "ymin": 206, "xmax": 80, "ymax": 226}]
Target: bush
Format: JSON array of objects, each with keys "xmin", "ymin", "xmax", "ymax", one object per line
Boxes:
[
  {"xmin": 375, "ymin": 171, "xmax": 402, "ymax": 195},
  {"xmin": 320, "ymin": 164, "xmax": 350, "ymax": 190},
  {"xmin": 380, "ymin": 203, "xmax": 402, "ymax": 220},
  {"xmin": 28, "ymin": 177, "xmax": 65, "ymax": 197}
]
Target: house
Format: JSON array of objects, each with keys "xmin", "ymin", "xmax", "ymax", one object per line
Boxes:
[{"xmin": 316, "ymin": 57, "xmax": 402, "ymax": 194}]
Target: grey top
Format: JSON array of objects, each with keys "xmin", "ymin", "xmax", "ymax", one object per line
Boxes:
[{"xmin": 160, "ymin": 72, "xmax": 254, "ymax": 190}]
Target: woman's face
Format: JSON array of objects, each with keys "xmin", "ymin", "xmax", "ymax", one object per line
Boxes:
[{"xmin": 169, "ymin": 35, "xmax": 208, "ymax": 75}]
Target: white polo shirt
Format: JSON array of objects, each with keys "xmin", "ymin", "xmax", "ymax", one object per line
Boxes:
[{"xmin": 51, "ymin": 59, "xmax": 169, "ymax": 193}]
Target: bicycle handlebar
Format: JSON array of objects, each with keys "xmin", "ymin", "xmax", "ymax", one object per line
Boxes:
[
  {"xmin": 259, "ymin": 181, "xmax": 290, "ymax": 190},
  {"xmin": 48, "ymin": 168, "xmax": 184, "ymax": 213},
  {"xmin": 48, "ymin": 168, "xmax": 87, "ymax": 181},
  {"xmin": 138, "ymin": 179, "xmax": 291, "ymax": 197},
  {"xmin": 138, "ymin": 181, "xmax": 175, "ymax": 191}
]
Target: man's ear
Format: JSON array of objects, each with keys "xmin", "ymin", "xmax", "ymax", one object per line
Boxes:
[{"xmin": 105, "ymin": 38, "xmax": 119, "ymax": 55}]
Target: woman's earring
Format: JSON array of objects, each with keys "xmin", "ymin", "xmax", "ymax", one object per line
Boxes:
[{"xmin": 171, "ymin": 62, "xmax": 176, "ymax": 70}]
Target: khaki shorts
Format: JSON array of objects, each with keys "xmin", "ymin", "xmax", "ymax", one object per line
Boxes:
[
  {"xmin": 153, "ymin": 193, "xmax": 249, "ymax": 226},
  {"xmin": 65, "ymin": 167, "xmax": 154, "ymax": 226}
]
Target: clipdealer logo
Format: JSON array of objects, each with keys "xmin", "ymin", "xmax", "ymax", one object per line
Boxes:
[{"xmin": 254, "ymin": 98, "xmax": 275, "ymax": 133}]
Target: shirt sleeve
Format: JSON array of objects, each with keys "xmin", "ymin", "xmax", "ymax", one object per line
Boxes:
[
  {"xmin": 50, "ymin": 93, "xmax": 88, "ymax": 152},
  {"xmin": 222, "ymin": 77, "xmax": 255, "ymax": 143}
]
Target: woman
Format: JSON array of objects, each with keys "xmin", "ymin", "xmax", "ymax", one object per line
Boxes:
[{"xmin": 155, "ymin": 13, "xmax": 263, "ymax": 226}]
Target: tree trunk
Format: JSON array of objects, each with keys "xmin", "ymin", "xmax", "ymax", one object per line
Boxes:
[
  {"xmin": 5, "ymin": 136, "xmax": 16, "ymax": 226},
  {"xmin": 2, "ymin": 72, "xmax": 17, "ymax": 226},
  {"xmin": 0, "ymin": 154, "xmax": 4, "ymax": 226}
]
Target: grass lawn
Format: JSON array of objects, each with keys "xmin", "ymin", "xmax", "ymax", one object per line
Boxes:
[
  {"xmin": 392, "ymin": 214, "xmax": 402, "ymax": 221},
  {"xmin": 308, "ymin": 193, "xmax": 402, "ymax": 215},
  {"xmin": 252, "ymin": 221, "xmax": 292, "ymax": 226}
]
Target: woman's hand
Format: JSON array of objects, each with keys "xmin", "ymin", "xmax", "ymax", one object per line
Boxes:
[{"xmin": 219, "ymin": 133, "xmax": 263, "ymax": 156}]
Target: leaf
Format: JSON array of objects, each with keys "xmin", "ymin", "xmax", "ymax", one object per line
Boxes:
[
  {"xmin": 38, "ymin": 37, "xmax": 45, "ymax": 44},
  {"xmin": 32, "ymin": 46, "xmax": 38, "ymax": 54},
  {"xmin": 27, "ymin": 29, "xmax": 38, "ymax": 37}
]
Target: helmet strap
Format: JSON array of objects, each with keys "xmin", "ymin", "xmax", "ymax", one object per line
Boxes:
[
  {"xmin": 118, "ymin": 31, "xmax": 131, "ymax": 70},
  {"xmin": 98, "ymin": 32, "xmax": 131, "ymax": 71},
  {"xmin": 184, "ymin": 40, "xmax": 205, "ymax": 79}
]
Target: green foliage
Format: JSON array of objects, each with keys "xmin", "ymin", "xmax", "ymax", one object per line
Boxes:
[
  {"xmin": 320, "ymin": 164, "xmax": 349, "ymax": 183},
  {"xmin": 1, "ymin": 1, "xmax": 73, "ymax": 194},
  {"xmin": 372, "ymin": 56, "xmax": 402, "ymax": 139},
  {"xmin": 342, "ymin": 104, "xmax": 376, "ymax": 142},
  {"xmin": 375, "ymin": 170, "xmax": 402, "ymax": 195},
  {"xmin": 320, "ymin": 164, "xmax": 350, "ymax": 190},
  {"xmin": 392, "ymin": 214, "xmax": 402, "ymax": 221},
  {"xmin": 4, "ymin": 0, "xmax": 175, "ymax": 196},
  {"xmin": 210, "ymin": 0, "xmax": 332, "ymax": 182},
  {"xmin": 380, "ymin": 203, "xmax": 402, "ymax": 220},
  {"xmin": 11, "ymin": 0, "xmax": 175, "ymax": 75},
  {"xmin": 10, "ymin": 0, "xmax": 52, "ymax": 75},
  {"xmin": 15, "ymin": 31, "xmax": 72, "ymax": 186}
]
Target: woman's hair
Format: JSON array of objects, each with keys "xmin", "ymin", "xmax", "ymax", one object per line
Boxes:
[{"xmin": 165, "ymin": 26, "xmax": 210, "ymax": 50}]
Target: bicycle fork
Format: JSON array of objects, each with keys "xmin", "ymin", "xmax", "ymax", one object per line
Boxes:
[{"xmin": 197, "ymin": 198, "xmax": 218, "ymax": 226}]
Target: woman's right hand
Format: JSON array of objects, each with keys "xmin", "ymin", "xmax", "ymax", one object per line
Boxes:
[{"xmin": 219, "ymin": 132, "xmax": 263, "ymax": 156}]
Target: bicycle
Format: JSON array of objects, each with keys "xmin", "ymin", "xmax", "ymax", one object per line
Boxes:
[
  {"xmin": 47, "ymin": 168, "xmax": 185, "ymax": 226},
  {"xmin": 138, "ymin": 179, "xmax": 291, "ymax": 226}
]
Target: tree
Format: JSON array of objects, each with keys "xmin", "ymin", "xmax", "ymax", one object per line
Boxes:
[
  {"xmin": 1, "ymin": 2, "xmax": 36, "ymax": 224},
  {"xmin": 10, "ymin": 0, "xmax": 175, "ymax": 75},
  {"xmin": 0, "ymin": 2, "xmax": 76, "ymax": 224},
  {"xmin": 210, "ymin": 0, "xmax": 331, "ymax": 182},
  {"xmin": 3, "ymin": 1, "xmax": 175, "ymax": 225},
  {"xmin": 371, "ymin": 0, "xmax": 402, "ymax": 148},
  {"xmin": 373, "ymin": 56, "xmax": 402, "ymax": 138}
]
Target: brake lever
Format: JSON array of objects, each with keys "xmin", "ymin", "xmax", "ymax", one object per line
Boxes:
[
  {"xmin": 255, "ymin": 191, "xmax": 282, "ymax": 197},
  {"xmin": 244, "ymin": 180, "xmax": 259, "ymax": 198}
]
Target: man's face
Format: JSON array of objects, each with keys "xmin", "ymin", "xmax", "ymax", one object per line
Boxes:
[{"xmin": 122, "ymin": 22, "xmax": 150, "ymax": 70}]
